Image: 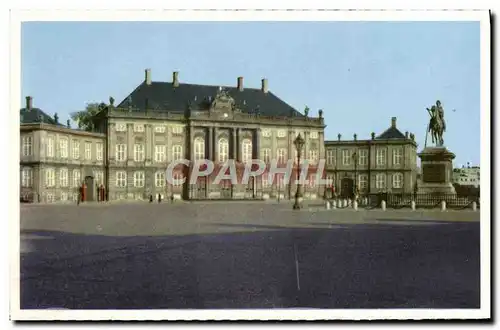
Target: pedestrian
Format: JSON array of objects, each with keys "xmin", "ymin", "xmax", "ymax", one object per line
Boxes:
[
  {"xmin": 158, "ymin": 194, "xmax": 162, "ymax": 203},
  {"xmin": 149, "ymin": 194, "xmax": 153, "ymax": 203}
]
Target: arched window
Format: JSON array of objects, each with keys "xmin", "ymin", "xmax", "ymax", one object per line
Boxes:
[
  {"xmin": 242, "ymin": 139, "xmax": 252, "ymax": 163},
  {"xmin": 194, "ymin": 137, "xmax": 205, "ymax": 160},
  {"xmin": 218, "ymin": 138, "xmax": 229, "ymax": 162}
]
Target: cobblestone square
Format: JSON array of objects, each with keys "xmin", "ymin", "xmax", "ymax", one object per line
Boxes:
[{"xmin": 20, "ymin": 202, "xmax": 480, "ymax": 309}]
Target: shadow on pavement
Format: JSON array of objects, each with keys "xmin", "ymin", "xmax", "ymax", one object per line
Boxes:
[{"xmin": 20, "ymin": 221, "xmax": 480, "ymax": 310}]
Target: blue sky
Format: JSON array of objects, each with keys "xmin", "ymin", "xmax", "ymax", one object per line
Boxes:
[{"xmin": 21, "ymin": 21, "xmax": 480, "ymax": 166}]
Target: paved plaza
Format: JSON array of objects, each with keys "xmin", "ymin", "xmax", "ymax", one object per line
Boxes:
[{"xmin": 20, "ymin": 201, "xmax": 480, "ymax": 309}]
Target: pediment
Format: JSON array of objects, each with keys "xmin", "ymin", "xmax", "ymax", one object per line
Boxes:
[{"xmin": 210, "ymin": 88, "xmax": 241, "ymax": 114}]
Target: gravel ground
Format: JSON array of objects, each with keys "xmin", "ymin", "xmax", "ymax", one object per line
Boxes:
[{"xmin": 19, "ymin": 202, "xmax": 480, "ymax": 309}]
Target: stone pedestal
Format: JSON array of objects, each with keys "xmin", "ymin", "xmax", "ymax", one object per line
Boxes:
[{"xmin": 417, "ymin": 147, "xmax": 456, "ymax": 194}]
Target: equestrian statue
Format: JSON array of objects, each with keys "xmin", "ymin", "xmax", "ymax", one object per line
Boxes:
[{"xmin": 426, "ymin": 100, "xmax": 446, "ymax": 147}]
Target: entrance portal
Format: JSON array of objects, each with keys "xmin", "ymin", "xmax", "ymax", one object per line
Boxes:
[
  {"xmin": 340, "ymin": 178, "xmax": 354, "ymax": 199},
  {"xmin": 84, "ymin": 176, "xmax": 95, "ymax": 202}
]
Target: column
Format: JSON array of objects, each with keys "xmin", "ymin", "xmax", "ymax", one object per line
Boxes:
[
  {"xmin": 189, "ymin": 126, "xmax": 195, "ymax": 161},
  {"xmin": 210, "ymin": 127, "xmax": 219, "ymax": 161},
  {"xmin": 232, "ymin": 128, "xmax": 238, "ymax": 161},
  {"xmin": 253, "ymin": 128, "xmax": 261, "ymax": 159},
  {"xmin": 237, "ymin": 128, "xmax": 242, "ymax": 162},
  {"xmin": 208, "ymin": 127, "xmax": 214, "ymax": 161}
]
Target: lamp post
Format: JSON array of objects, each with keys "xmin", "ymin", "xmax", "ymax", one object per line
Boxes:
[
  {"xmin": 352, "ymin": 151, "xmax": 359, "ymax": 199},
  {"xmin": 293, "ymin": 133, "xmax": 305, "ymax": 210}
]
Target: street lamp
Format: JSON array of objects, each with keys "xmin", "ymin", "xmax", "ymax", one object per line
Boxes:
[
  {"xmin": 352, "ymin": 151, "xmax": 359, "ymax": 199},
  {"xmin": 293, "ymin": 133, "xmax": 305, "ymax": 210}
]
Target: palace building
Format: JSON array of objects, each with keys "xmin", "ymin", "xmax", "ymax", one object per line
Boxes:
[
  {"xmin": 324, "ymin": 117, "xmax": 419, "ymax": 198},
  {"xmin": 20, "ymin": 97, "xmax": 105, "ymax": 203},
  {"xmin": 20, "ymin": 69, "xmax": 326, "ymax": 203}
]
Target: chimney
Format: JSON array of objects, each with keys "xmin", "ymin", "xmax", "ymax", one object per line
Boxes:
[
  {"xmin": 26, "ymin": 96, "xmax": 33, "ymax": 110},
  {"xmin": 237, "ymin": 77, "xmax": 244, "ymax": 91},
  {"xmin": 391, "ymin": 117, "xmax": 397, "ymax": 128},
  {"xmin": 261, "ymin": 78, "xmax": 268, "ymax": 93},
  {"xmin": 173, "ymin": 71, "xmax": 179, "ymax": 87},
  {"xmin": 145, "ymin": 69, "xmax": 152, "ymax": 85}
]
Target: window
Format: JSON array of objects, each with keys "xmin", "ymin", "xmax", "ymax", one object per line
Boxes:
[
  {"xmin": 116, "ymin": 171, "xmax": 127, "ymax": 187},
  {"xmin": 310, "ymin": 131, "xmax": 319, "ymax": 139},
  {"xmin": 393, "ymin": 148, "xmax": 403, "ymax": 166},
  {"xmin": 325, "ymin": 175, "xmax": 334, "ymax": 187},
  {"xmin": 218, "ymin": 138, "xmax": 229, "ymax": 162},
  {"xmin": 155, "ymin": 145, "xmax": 166, "ymax": 162},
  {"xmin": 94, "ymin": 171, "xmax": 104, "ymax": 185},
  {"xmin": 262, "ymin": 130, "xmax": 271, "ymax": 137},
  {"xmin": 155, "ymin": 125, "xmax": 166, "ymax": 133},
  {"xmin": 262, "ymin": 148, "xmax": 271, "ymax": 163},
  {"xmin": 308, "ymin": 174, "xmax": 316, "ymax": 187},
  {"xmin": 277, "ymin": 148, "xmax": 287, "ymax": 164},
  {"xmin": 376, "ymin": 174, "xmax": 386, "ymax": 189},
  {"xmin": 134, "ymin": 124, "xmax": 144, "ymax": 132},
  {"xmin": 309, "ymin": 150, "xmax": 318, "ymax": 165},
  {"xmin": 172, "ymin": 145, "xmax": 183, "ymax": 161},
  {"xmin": 359, "ymin": 149, "xmax": 368, "ymax": 165},
  {"xmin": 45, "ymin": 168, "xmax": 55, "ymax": 187},
  {"xmin": 96, "ymin": 143, "xmax": 103, "ymax": 161},
  {"xmin": 59, "ymin": 168, "xmax": 68, "ymax": 187},
  {"xmin": 59, "ymin": 138, "xmax": 68, "ymax": 158},
  {"xmin": 326, "ymin": 149, "xmax": 335, "ymax": 166},
  {"xmin": 172, "ymin": 172, "xmax": 183, "ymax": 186},
  {"xmin": 155, "ymin": 171, "xmax": 165, "ymax": 187},
  {"xmin": 60, "ymin": 192, "xmax": 68, "ymax": 202},
  {"xmin": 134, "ymin": 144, "xmax": 145, "ymax": 162},
  {"xmin": 277, "ymin": 174, "xmax": 285, "ymax": 188},
  {"xmin": 277, "ymin": 130, "xmax": 286, "ymax": 138},
  {"xmin": 46, "ymin": 193, "xmax": 55, "ymax": 203},
  {"xmin": 172, "ymin": 126, "xmax": 183, "ymax": 134},
  {"xmin": 72, "ymin": 140, "xmax": 80, "ymax": 159},
  {"xmin": 22, "ymin": 136, "xmax": 33, "ymax": 156},
  {"xmin": 392, "ymin": 173, "xmax": 403, "ymax": 189},
  {"xmin": 115, "ymin": 123, "xmax": 127, "ymax": 132},
  {"xmin": 72, "ymin": 169, "xmax": 81, "ymax": 187},
  {"xmin": 133, "ymin": 171, "xmax": 145, "ymax": 187},
  {"xmin": 262, "ymin": 173, "xmax": 270, "ymax": 188},
  {"xmin": 376, "ymin": 148, "xmax": 387, "ymax": 166},
  {"xmin": 194, "ymin": 138, "xmax": 205, "ymax": 160},
  {"xmin": 342, "ymin": 149, "xmax": 351, "ymax": 165},
  {"xmin": 21, "ymin": 167, "xmax": 32, "ymax": 187},
  {"xmin": 84, "ymin": 142, "xmax": 92, "ymax": 160},
  {"xmin": 46, "ymin": 137, "xmax": 54, "ymax": 157},
  {"xmin": 242, "ymin": 139, "xmax": 252, "ymax": 163},
  {"xmin": 358, "ymin": 174, "xmax": 368, "ymax": 190},
  {"xmin": 116, "ymin": 144, "xmax": 126, "ymax": 161}
]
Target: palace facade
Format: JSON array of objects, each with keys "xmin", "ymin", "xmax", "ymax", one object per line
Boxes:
[
  {"xmin": 324, "ymin": 117, "xmax": 419, "ymax": 198},
  {"xmin": 20, "ymin": 70, "xmax": 326, "ymax": 203}
]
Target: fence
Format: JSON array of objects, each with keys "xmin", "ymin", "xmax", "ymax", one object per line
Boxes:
[{"xmin": 327, "ymin": 192, "xmax": 480, "ymax": 210}]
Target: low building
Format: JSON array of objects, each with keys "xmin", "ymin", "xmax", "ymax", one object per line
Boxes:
[
  {"xmin": 20, "ymin": 97, "xmax": 106, "ymax": 203},
  {"xmin": 452, "ymin": 165, "xmax": 480, "ymax": 188},
  {"xmin": 324, "ymin": 117, "xmax": 418, "ymax": 198}
]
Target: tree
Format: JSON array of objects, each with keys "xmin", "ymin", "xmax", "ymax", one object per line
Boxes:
[{"xmin": 70, "ymin": 102, "xmax": 106, "ymax": 132}]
